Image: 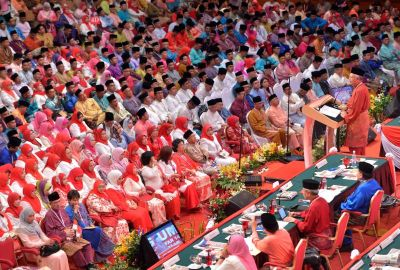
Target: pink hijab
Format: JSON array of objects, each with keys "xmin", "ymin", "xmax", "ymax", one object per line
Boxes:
[
  {"xmin": 32, "ymin": 112, "xmax": 48, "ymax": 132},
  {"xmin": 227, "ymin": 235, "xmax": 257, "ymax": 270},
  {"xmin": 38, "ymin": 122, "xmax": 55, "ymax": 143},
  {"xmin": 99, "ymin": 70, "xmax": 112, "ymax": 85},
  {"xmin": 54, "ymin": 117, "xmax": 71, "ymax": 138},
  {"xmin": 111, "ymin": 147, "xmax": 129, "ymax": 173},
  {"xmin": 98, "ymin": 154, "xmax": 113, "ymax": 176}
]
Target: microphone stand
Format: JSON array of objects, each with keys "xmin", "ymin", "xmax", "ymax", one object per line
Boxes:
[{"xmin": 238, "ymin": 94, "xmax": 245, "ymax": 171}]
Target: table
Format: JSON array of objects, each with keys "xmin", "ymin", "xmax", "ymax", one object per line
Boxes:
[
  {"xmin": 149, "ymin": 153, "xmax": 392, "ymax": 270},
  {"xmin": 344, "ymin": 221, "xmax": 400, "ymax": 270}
]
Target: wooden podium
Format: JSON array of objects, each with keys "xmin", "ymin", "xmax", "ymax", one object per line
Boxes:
[
  {"xmin": 302, "ymin": 95, "xmax": 344, "ymax": 129},
  {"xmin": 302, "ymin": 95, "xmax": 344, "ymax": 167}
]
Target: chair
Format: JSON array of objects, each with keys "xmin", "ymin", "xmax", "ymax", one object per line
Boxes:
[
  {"xmin": 344, "ymin": 190, "xmax": 384, "ymax": 249},
  {"xmin": 246, "ymin": 112, "xmax": 269, "ymax": 146},
  {"xmin": 318, "ymin": 212, "xmax": 350, "ymax": 267},
  {"xmin": 0, "ymin": 237, "xmax": 39, "ymax": 270},
  {"xmin": 263, "ymin": 238, "xmax": 308, "ymax": 270},
  {"xmin": 290, "ymin": 73, "xmax": 304, "ymax": 93},
  {"xmin": 273, "ymin": 82, "xmax": 284, "ymax": 100}
]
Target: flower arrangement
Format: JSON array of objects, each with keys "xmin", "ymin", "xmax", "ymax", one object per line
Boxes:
[
  {"xmin": 209, "ymin": 193, "xmax": 230, "ymax": 222},
  {"xmin": 369, "ymin": 93, "xmax": 392, "ymax": 123},
  {"xmin": 312, "ymin": 137, "xmax": 325, "ymax": 162},
  {"xmin": 107, "ymin": 230, "xmax": 142, "ymax": 270}
]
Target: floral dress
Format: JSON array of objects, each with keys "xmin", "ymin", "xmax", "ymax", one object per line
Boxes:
[{"xmin": 86, "ymin": 193, "xmax": 129, "ymax": 243}]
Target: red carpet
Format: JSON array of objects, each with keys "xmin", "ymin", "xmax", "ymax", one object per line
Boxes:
[{"xmin": 177, "ymin": 134, "xmax": 400, "ymax": 268}]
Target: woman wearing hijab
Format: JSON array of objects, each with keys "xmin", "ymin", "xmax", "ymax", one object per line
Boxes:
[
  {"xmin": 66, "ymin": 168, "xmax": 89, "ymax": 199},
  {"xmin": 171, "ymin": 139, "xmax": 212, "ymax": 202},
  {"xmin": 69, "ymin": 139, "xmax": 84, "ymax": 165},
  {"xmin": 81, "ymin": 159, "xmax": 97, "ymax": 190},
  {"xmin": 69, "ymin": 111, "xmax": 91, "ymax": 139},
  {"xmin": 17, "ymin": 144, "xmax": 36, "ymax": 164},
  {"xmin": 111, "ymin": 147, "xmax": 129, "ymax": 173},
  {"xmin": 122, "ymin": 163, "xmax": 167, "ymax": 226},
  {"xmin": 30, "ymin": 111, "xmax": 49, "ymax": 133},
  {"xmin": 110, "ymin": 122, "xmax": 128, "ymax": 149},
  {"xmin": 9, "ymin": 167, "xmax": 28, "ymax": 196},
  {"xmin": 58, "ymin": 145, "xmax": 80, "ymax": 175},
  {"xmin": 22, "ymin": 129, "xmax": 46, "ymax": 151},
  {"xmin": 97, "ymin": 70, "xmax": 121, "ymax": 89},
  {"xmin": 95, "ymin": 154, "xmax": 114, "ymax": 183},
  {"xmin": 38, "ymin": 122, "xmax": 56, "ymax": 147},
  {"xmin": 158, "ymin": 123, "xmax": 174, "ymax": 146},
  {"xmin": 51, "ymin": 173, "xmax": 70, "ymax": 208},
  {"xmin": 0, "ymin": 198, "xmax": 13, "ymax": 237},
  {"xmin": 94, "ymin": 128, "xmax": 114, "ymax": 156},
  {"xmin": 25, "ymin": 159, "xmax": 44, "ymax": 184},
  {"xmin": 21, "ymin": 184, "xmax": 47, "ymax": 219},
  {"xmin": 127, "ymin": 142, "xmax": 142, "ymax": 169},
  {"xmin": 80, "ymin": 15, "xmax": 97, "ymax": 36},
  {"xmin": 86, "ymin": 181, "xmax": 129, "ymax": 243},
  {"xmin": 0, "ymin": 80, "xmax": 18, "ymax": 109},
  {"xmin": 36, "ymin": 180, "xmax": 52, "ymax": 210},
  {"xmin": 65, "ymin": 190, "xmax": 114, "ymax": 262},
  {"xmin": 136, "ymin": 134, "xmax": 151, "ymax": 156},
  {"xmin": 0, "ymin": 172, "xmax": 11, "ymax": 208},
  {"xmin": 215, "ymin": 234, "xmax": 257, "ymax": 270},
  {"xmin": 200, "ymin": 123, "xmax": 237, "ymax": 166},
  {"xmin": 148, "ymin": 125, "xmax": 163, "ymax": 158},
  {"xmin": 54, "ymin": 116, "xmax": 71, "ymax": 138},
  {"xmin": 5, "ymin": 192, "xmax": 23, "ymax": 227},
  {"xmin": 122, "ymin": 117, "xmax": 136, "ymax": 143},
  {"xmin": 158, "ymin": 146, "xmax": 200, "ymax": 210},
  {"xmin": 106, "ymin": 170, "xmax": 153, "ymax": 232},
  {"xmin": 83, "ymin": 134, "xmax": 98, "ymax": 161},
  {"xmin": 16, "ymin": 207, "xmax": 70, "ymax": 270},
  {"xmin": 225, "ymin": 115, "xmax": 257, "ymax": 155},
  {"xmin": 141, "ymin": 151, "xmax": 181, "ymax": 220},
  {"xmin": 172, "ymin": 116, "xmax": 189, "ymax": 140},
  {"xmin": 42, "ymin": 153, "xmax": 61, "ymax": 180}
]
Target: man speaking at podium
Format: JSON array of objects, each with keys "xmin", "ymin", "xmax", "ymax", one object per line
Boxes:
[{"xmin": 340, "ymin": 67, "xmax": 370, "ymax": 155}]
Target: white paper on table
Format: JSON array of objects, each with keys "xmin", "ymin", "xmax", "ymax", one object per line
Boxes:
[
  {"xmin": 277, "ymin": 220, "xmax": 289, "ymax": 229},
  {"xmin": 319, "ymin": 105, "xmax": 341, "ymax": 118},
  {"xmin": 364, "ymin": 159, "xmax": 377, "ymax": 165},
  {"xmin": 318, "ymin": 189, "xmax": 341, "ymax": 203},
  {"xmin": 245, "ymin": 236, "xmax": 261, "ymax": 256}
]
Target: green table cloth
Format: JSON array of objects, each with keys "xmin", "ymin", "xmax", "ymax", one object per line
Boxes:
[{"xmin": 152, "ymin": 154, "xmax": 390, "ymax": 269}]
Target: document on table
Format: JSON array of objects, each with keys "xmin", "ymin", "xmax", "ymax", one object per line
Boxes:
[
  {"xmin": 245, "ymin": 236, "xmax": 261, "ymax": 256},
  {"xmin": 318, "ymin": 186, "xmax": 346, "ymax": 203},
  {"xmin": 319, "ymin": 105, "xmax": 341, "ymax": 118},
  {"xmin": 277, "ymin": 220, "xmax": 289, "ymax": 229}
]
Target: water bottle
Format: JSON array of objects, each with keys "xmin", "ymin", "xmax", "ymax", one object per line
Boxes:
[
  {"xmin": 351, "ymin": 151, "xmax": 357, "ymax": 168},
  {"xmin": 321, "ymin": 177, "xmax": 327, "ymax": 189}
]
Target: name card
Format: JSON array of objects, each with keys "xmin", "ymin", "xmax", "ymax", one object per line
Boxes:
[
  {"xmin": 163, "ymin": 254, "xmax": 180, "ymax": 268},
  {"xmin": 391, "ymin": 228, "xmax": 400, "ymax": 239},
  {"xmin": 368, "ymin": 245, "xmax": 381, "ymax": 258},
  {"xmin": 315, "ymin": 159, "xmax": 328, "ymax": 169},
  {"xmin": 280, "ymin": 181, "xmax": 293, "ymax": 191},
  {"xmin": 350, "ymin": 260, "xmax": 364, "ymax": 270},
  {"xmin": 204, "ymin": 228, "xmax": 220, "ymax": 241},
  {"xmin": 244, "ymin": 205, "xmax": 257, "ymax": 214},
  {"xmin": 272, "ymin": 181, "xmax": 280, "ymax": 189},
  {"xmin": 379, "ymin": 237, "xmax": 393, "ymax": 249}
]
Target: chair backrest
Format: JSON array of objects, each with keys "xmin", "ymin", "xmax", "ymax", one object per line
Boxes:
[
  {"xmin": 366, "ymin": 190, "xmax": 384, "ymax": 227},
  {"xmin": 273, "ymin": 82, "xmax": 284, "ymax": 99},
  {"xmin": 292, "ymin": 239, "xmax": 308, "ymax": 270},
  {"xmin": 246, "ymin": 111, "xmax": 269, "ymax": 146},
  {"xmin": 0, "ymin": 237, "xmax": 17, "ymax": 269},
  {"xmin": 333, "ymin": 212, "xmax": 350, "ymax": 250}
]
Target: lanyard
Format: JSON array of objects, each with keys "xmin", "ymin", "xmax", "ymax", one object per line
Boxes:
[{"xmin": 51, "ymin": 209, "xmax": 66, "ymax": 227}]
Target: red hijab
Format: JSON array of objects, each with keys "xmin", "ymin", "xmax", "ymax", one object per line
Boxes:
[
  {"xmin": 55, "ymin": 132, "xmax": 71, "ymax": 145},
  {"xmin": 127, "ymin": 142, "xmax": 142, "ymax": 168},
  {"xmin": 201, "ymin": 123, "xmax": 214, "ymax": 141},
  {"xmin": 0, "ymin": 172, "xmax": 11, "ymax": 195},
  {"xmin": 5, "ymin": 192, "xmax": 22, "ymax": 218},
  {"xmin": 10, "ymin": 167, "xmax": 26, "ymax": 187},
  {"xmin": 88, "ymin": 180, "xmax": 109, "ymax": 200},
  {"xmin": 43, "ymin": 109, "xmax": 55, "ymax": 126},
  {"xmin": 18, "ymin": 144, "xmax": 34, "ymax": 163},
  {"xmin": 1, "ymin": 80, "xmax": 17, "ymax": 98},
  {"xmin": 22, "ymin": 184, "xmax": 41, "ymax": 213},
  {"xmin": 227, "ymin": 115, "xmax": 240, "ymax": 128},
  {"xmin": 123, "ymin": 163, "xmax": 140, "ymax": 182},
  {"xmin": 48, "ymin": 142, "xmax": 65, "ymax": 158},
  {"xmin": 45, "ymin": 154, "xmax": 61, "ymax": 170},
  {"xmin": 25, "ymin": 159, "xmax": 43, "ymax": 181},
  {"xmin": 81, "ymin": 159, "xmax": 96, "ymax": 178},
  {"xmin": 60, "ymin": 146, "xmax": 73, "ymax": 163},
  {"xmin": 22, "ymin": 129, "xmax": 40, "ymax": 146},
  {"xmin": 94, "ymin": 128, "xmax": 109, "ymax": 145},
  {"xmin": 175, "ymin": 116, "xmax": 188, "ymax": 132},
  {"xmin": 159, "ymin": 123, "xmax": 173, "ymax": 146},
  {"xmin": 136, "ymin": 134, "xmax": 148, "ymax": 151},
  {"xmin": 67, "ymin": 168, "xmax": 84, "ymax": 191},
  {"xmin": 52, "ymin": 173, "xmax": 70, "ymax": 194},
  {"xmin": 69, "ymin": 111, "xmax": 87, "ymax": 132}
]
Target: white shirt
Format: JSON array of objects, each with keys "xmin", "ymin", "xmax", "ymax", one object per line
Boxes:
[
  {"xmin": 69, "ymin": 122, "xmax": 91, "ymax": 139},
  {"xmin": 176, "ymin": 105, "xmax": 199, "ymax": 128},
  {"xmin": 328, "ymin": 73, "xmax": 350, "ymax": 88},
  {"xmin": 141, "ymin": 104, "xmax": 162, "ymax": 125},
  {"xmin": 281, "ymin": 93, "xmax": 304, "ymax": 116},
  {"xmin": 200, "ymin": 110, "xmax": 225, "ymax": 131},
  {"xmin": 195, "ymin": 83, "xmax": 213, "ymax": 104},
  {"xmin": 214, "ymin": 255, "xmax": 247, "ymax": 270},
  {"xmin": 176, "ymin": 88, "xmax": 194, "ymax": 104},
  {"xmin": 95, "ymin": 142, "xmax": 114, "ymax": 156},
  {"xmin": 303, "ymin": 64, "xmax": 325, "ymax": 79},
  {"xmin": 16, "ymin": 22, "xmax": 31, "ymax": 39},
  {"xmin": 153, "ymin": 28, "xmax": 166, "ymax": 40},
  {"xmin": 212, "ymin": 77, "xmax": 226, "ymax": 93},
  {"xmin": 150, "ymin": 99, "xmax": 170, "ymax": 122},
  {"xmin": 165, "ymin": 94, "xmax": 182, "ymax": 121}
]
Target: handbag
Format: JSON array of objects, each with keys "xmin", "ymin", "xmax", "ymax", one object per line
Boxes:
[
  {"xmin": 303, "ymin": 247, "xmax": 321, "ymax": 270},
  {"xmin": 381, "ymin": 194, "xmax": 400, "ymax": 209},
  {"xmin": 40, "ymin": 242, "xmax": 60, "ymax": 257}
]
